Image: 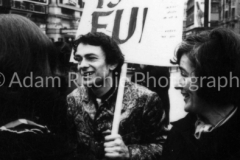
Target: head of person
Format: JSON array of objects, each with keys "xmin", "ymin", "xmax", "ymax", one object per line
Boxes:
[
  {"xmin": 72, "ymin": 32, "xmax": 124, "ymax": 87},
  {"xmin": 54, "ymin": 41, "xmax": 72, "ymax": 72},
  {"xmin": 172, "ymin": 28, "xmax": 240, "ymax": 114},
  {"xmin": 0, "ymin": 14, "xmax": 58, "ymax": 90}
]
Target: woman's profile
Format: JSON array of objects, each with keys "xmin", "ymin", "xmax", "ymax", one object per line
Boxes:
[{"xmin": 162, "ymin": 28, "xmax": 240, "ymax": 160}]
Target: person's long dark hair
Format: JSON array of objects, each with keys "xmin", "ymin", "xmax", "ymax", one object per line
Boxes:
[
  {"xmin": 0, "ymin": 14, "xmax": 66, "ymax": 131},
  {"xmin": 0, "ymin": 14, "xmax": 58, "ymax": 88}
]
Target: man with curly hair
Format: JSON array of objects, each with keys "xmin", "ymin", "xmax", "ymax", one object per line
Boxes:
[{"xmin": 67, "ymin": 32, "xmax": 168, "ymax": 160}]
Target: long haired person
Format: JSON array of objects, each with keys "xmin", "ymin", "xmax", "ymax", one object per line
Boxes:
[{"xmin": 0, "ymin": 14, "xmax": 72, "ymax": 159}]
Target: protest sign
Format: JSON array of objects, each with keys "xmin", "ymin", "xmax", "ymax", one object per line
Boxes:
[
  {"xmin": 73, "ymin": 0, "xmax": 184, "ymax": 66},
  {"xmin": 73, "ymin": 0, "xmax": 185, "ymax": 133}
]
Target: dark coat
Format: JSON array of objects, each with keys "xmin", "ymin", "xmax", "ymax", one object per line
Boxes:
[
  {"xmin": 162, "ymin": 108, "xmax": 240, "ymax": 160},
  {"xmin": 0, "ymin": 87, "xmax": 73, "ymax": 160}
]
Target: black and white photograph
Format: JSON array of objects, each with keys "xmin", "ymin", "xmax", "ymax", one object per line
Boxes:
[{"xmin": 0, "ymin": 0, "xmax": 240, "ymax": 160}]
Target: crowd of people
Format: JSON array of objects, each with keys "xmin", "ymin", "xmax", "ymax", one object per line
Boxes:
[{"xmin": 0, "ymin": 14, "xmax": 240, "ymax": 160}]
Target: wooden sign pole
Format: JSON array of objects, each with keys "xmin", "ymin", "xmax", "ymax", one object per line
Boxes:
[{"xmin": 111, "ymin": 63, "xmax": 128, "ymax": 135}]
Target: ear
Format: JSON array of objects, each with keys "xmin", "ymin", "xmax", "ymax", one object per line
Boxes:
[{"xmin": 109, "ymin": 63, "xmax": 118, "ymax": 71}]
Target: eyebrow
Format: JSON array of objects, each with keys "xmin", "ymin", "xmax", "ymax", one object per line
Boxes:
[
  {"xmin": 179, "ymin": 66, "xmax": 186, "ymax": 72},
  {"xmin": 75, "ymin": 53, "xmax": 98, "ymax": 57},
  {"xmin": 179, "ymin": 66, "xmax": 195, "ymax": 76},
  {"xmin": 85, "ymin": 53, "xmax": 98, "ymax": 57}
]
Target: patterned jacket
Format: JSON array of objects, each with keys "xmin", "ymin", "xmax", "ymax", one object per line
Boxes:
[{"xmin": 67, "ymin": 80, "xmax": 168, "ymax": 160}]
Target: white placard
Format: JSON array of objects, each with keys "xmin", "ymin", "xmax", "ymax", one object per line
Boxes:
[{"xmin": 73, "ymin": 0, "xmax": 184, "ymax": 66}]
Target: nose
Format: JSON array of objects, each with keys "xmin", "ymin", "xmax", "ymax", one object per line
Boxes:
[
  {"xmin": 77, "ymin": 59, "xmax": 89, "ymax": 70},
  {"xmin": 174, "ymin": 77, "xmax": 185, "ymax": 90}
]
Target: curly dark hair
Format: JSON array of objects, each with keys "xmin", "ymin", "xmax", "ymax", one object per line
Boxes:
[
  {"xmin": 72, "ymin": 32, "xmax": 125, "ymax": 75},
  {"xmin": 172, "ymin": 28, "xmax": 240, "ymax": 106}
]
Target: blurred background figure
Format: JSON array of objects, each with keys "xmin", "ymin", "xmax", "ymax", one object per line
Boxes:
[
  {"xmin": 54, "ymin": 41, "xmax": 78, "ymax": 94},
  {"xmin": 131, "ymin": 64, "xmax": 170, "ymax": 123},
  {"xmin": 54, "ymin": 41, "xmax": 72, "ymax": 75},
  {"xmin": 0, "ymin": 14, "xmax": 72, "ymax": 159}
]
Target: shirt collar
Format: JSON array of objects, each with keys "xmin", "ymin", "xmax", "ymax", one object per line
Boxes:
[
  {"xmin": 194, "ymin": 107, "xmax": 238, "ymax": 139},
  {"xmin": 101, "ymin": 85, "xmax": 118, "ymax": 103},
  {"xmin": 82, "ymin": 84, "xmax": 118, "ymax": 106}
]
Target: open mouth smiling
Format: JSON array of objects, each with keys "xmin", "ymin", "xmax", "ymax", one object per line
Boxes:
[{"xmin": 181, "ymin": 92, "xmax": 190, "ymax": 102}]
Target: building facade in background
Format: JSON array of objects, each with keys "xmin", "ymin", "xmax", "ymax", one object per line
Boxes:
[
  {"xmin": 183, "ymin": 1, "xmax": 188, "ymax": 34},
  {"xmin": 1, "ymin": 1, "xmax": 228, "ymax": 42},
  {"xmin": 0, "ymin": 0, "xmax": 83, "ymax": 43},
  {"xmin": 218, "ymin": 0, "xmax": 240, "ymax": 33},
  {"xmin": 185, "ymin": 0, "xmax": 220, "ymax": 35}
]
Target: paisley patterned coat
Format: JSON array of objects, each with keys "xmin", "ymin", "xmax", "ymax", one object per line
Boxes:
[{"xmin": 67, "ymin": 80, "xmax": 168, "ymax": 160}]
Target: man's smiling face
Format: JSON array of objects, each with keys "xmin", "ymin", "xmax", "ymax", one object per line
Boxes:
[{"xmin": 74, "ymin": 43, "xmax": 114, "ymax": 87}]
